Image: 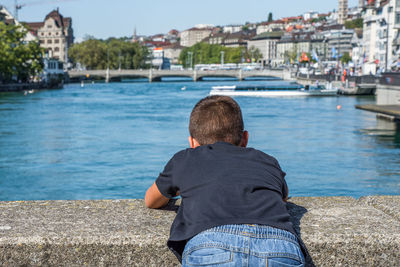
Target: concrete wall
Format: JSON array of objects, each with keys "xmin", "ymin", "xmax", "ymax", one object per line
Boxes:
[
  {"xmin": 377, "ymin": 85, "xmax": 400, "ymax": 105},
  {"xmin": 1, "ymin": 196, "xmax": 399, "ymax": 266}
]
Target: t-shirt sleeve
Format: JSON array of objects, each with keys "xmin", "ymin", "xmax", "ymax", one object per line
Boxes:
[{"xmin": 155, "ymin": 156, "xmax": 179, "ymax": 198}]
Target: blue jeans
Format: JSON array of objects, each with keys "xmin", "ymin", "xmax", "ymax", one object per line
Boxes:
[{"xmin": 182, "ymin": 224, "xmax": 305, "ymax": 267}]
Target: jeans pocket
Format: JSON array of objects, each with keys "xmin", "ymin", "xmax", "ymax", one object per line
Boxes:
[
  {"xmin": 185, "ymin": 247, "xmax": 233, "ymax": 266},
  {"xmin": 267, "ymin": 257, "xmax": 304, "ymax": 267}
]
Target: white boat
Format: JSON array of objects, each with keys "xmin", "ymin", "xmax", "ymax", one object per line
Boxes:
[{"xmin": 210, "ymin": 85, "xmax": 338, "ymax": 97}]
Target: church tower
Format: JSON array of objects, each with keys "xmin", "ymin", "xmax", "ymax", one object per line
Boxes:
[{"xmin": 338, "ymin": 0, "xmax": 348, "ymax": 24}]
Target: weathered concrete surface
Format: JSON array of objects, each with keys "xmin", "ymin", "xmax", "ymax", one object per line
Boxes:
[
  {"xmin": 356, "ymin": 104, "xmax": 400, "ymax": 121},
  {"xmin": 0, "ymin": 196, "xmax": 399, "ymax": 266}
]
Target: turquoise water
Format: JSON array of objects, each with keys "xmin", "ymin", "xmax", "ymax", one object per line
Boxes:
[{"xmin": 0, "ymin": 80, "xmax": 399, "ymax": 201}]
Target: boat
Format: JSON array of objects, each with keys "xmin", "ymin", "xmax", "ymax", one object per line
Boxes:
[{"xmin": 210, "ymin": 84, "xmax": 338, "ymax": 97}]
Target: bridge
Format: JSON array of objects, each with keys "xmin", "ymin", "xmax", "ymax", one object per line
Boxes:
[{"xmin": 67, "ymin": 69, "xmax": 290, "ymax": 82}]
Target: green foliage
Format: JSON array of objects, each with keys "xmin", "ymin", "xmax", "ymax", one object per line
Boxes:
[
  {"xmin": 284, "ymin": 49, "xmax": 297, "ymax": 63},
  {"xmin": 311, "ymin": 16, "xmax": 327, "ymax": 23},
  {"xmin": 246, "ymin": 46, "xmax": 262, "ymax": 63},
  {"xmin": 68, "ymin": 38, "xmax": 149, "ymax": 70},
  {"xmin": 340, "ymin": 52, "xmax": 352, "ymax": 64},
  {"xmin": 345, "ymin": 18, "xmax": 363, "ymax": 29},
  {"xmin": 0, "ymin": 22, "xmax": 44, "ymax": 83},
  {"xmin": 268, "ymin": 12, "xmax": 273, "ymax": 22},
  {"xmin": 179, "ymin": 43, "xmax": 261, "ymax": 67}
]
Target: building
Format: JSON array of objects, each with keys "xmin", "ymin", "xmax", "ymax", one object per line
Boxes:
[
  {"xmin": 162, "ymin": 43, "xmax": 184, "ymax": 65},
  {"xmin": 25, "ymin": 9, "xmax": 73, "ymax": 64},
  {"xmin": 323, "ymin": 28, "xmax": 354, "ymax": 59},
  {"xmin": 223, "ymin": 25, "xmax": 243, "ymax": 34},
  {"xmin": 338, "ymin": 0, "xmax": 349, "ymax": 24},
  {"xmin": 223, "ymin": 31, "xmax": 253, "ymax": 47},
  {"xmin": 351, "ymin": 29, "xmax": 364, "ymax": 69},
  {"xmin": 303, "ymin": 11, "xmax": 319, "ymax": 21},
  {"xmin": 151, "ymin": 47, "xmax": 170, "ymax": 69},
  {"xmin": 180, "ymin": 27, "xmax": 213, "ymax": 47},
  {"xmin": 247, "ymin": 31, "xmax": 284, "ymax": 66},
  {"xmin": 0, "ymin": 5, "xmax": 37, "ymax": 42},
  {"xmin": 204, "ymin": 32, "xmax": 228, "ymax": 45},
  {"xmin": 276, "ymin": 31, "xmax": 328, "ymax": 64},
  {"xmin": 256, "ymin": 20, "xmax": 285, "ymax": 35},
  {"xmin": 359, "ymin": 0, "xmax": 365, "ymax": 8},
  {"xmin": 362, "ymin": 0, "xmax": 400, "ymax": 73}
]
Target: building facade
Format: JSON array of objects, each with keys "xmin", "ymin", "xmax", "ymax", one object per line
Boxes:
[
  {"xmin": 323, "ymin": 28, "xmax": 354, "ymax": 59},
  {"xmin": 223, "ymin": 25, "xmax": 242, "ymax": 33},
  {"xmin": 362, "ymin": 0, "xmax": 400, "ymax": 72},
  {"xmin": 276, "ymin": 32, "xmax": 328, "ymax": 64},
  {"xmin": 26, "ymin": 9, "xmax": 73, "ymax": 64},
  {"xmin": 338, "ymin": 0, "xmax": 349, "ymax": 24},
  {"xmin": 247, "ymin": 32, "xmax": 284, "ymax": 66},
  {"xmin": 162, "ymin": 43, "xmax": 184, "ymax": 65},
  {"xmin": 180, "ymin": 27, "xmax": 212, "ymax": 47}
]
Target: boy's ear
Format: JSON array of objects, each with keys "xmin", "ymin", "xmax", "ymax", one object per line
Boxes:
[
  {"xmin": 240, "ymin": 131, "xmax": 249, "ymax": 148},
  {"xmin": 188, "ymin": 136, "xmax": 201, "ymax": 148}
]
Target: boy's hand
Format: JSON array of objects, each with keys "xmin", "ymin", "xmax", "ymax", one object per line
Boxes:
[{"xmin": 145, "ymin": 182, "xmax": 170, "ymax": 209}]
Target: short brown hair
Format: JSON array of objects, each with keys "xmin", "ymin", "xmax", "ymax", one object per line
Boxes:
[{"xmin": 189, "ymin": 95, "xmax": 244, "ymax": 145}]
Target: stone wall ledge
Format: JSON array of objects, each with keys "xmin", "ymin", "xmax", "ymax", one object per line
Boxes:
[{"xmin": 0, "ymin": 196, "xmax": 399, "ymax": 266}]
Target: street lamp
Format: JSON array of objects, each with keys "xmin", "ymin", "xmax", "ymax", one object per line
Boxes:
[
  {"xmin": 385, "ymin": 6, "xmax": 393, "ymax": 72},
  {"xmin": 220, "ymin": 51, "xmax": 225, "ymax": 65},
  {"xmin": 187, "ymin": 51, "xmax": 193, "ymax": 69}
]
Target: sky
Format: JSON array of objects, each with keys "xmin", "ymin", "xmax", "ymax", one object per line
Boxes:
[{"xmin": 2, "ymin": 0, "xmax": 359, "ymax": 41}]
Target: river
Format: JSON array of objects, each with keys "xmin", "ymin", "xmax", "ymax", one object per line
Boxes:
[{"xmin": 0, "ymin": 79, "xmax": 399, "ymax": 200}]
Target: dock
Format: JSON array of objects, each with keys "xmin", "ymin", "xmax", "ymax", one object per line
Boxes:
[{"xmin": 355, "ymin": 104, "xmax": 400, "ymax": 121}]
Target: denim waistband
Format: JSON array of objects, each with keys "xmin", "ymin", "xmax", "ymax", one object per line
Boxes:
[{"xmin": 204, "ymin": 224, "xmax": 298, "ymax": 242}]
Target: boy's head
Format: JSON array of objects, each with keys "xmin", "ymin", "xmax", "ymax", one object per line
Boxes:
[{"xmin": 189, "ymin": 95, "xmax": 247, "ymax": 147}]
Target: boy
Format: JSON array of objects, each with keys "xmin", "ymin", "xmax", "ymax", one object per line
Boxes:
[{"xmin": 145, "ymin": 95, "xmax": 305, "ymax": 266}]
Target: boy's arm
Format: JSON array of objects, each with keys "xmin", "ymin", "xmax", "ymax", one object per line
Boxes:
[{"xmin": 145, "ymin": 182, "xmax": 170, "ymax": 209}]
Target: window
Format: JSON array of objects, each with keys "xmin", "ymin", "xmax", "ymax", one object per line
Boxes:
[
  {"xmin": 47, "ymin": 39, "xmax": 52, "ymax": 44},
  {"xmin": 55, "ymin": 39, "xmax": 60, "ymax": 44},
  {"xmin": 55, "ymin": 47, "xmax": 60, "ymax": 52},
  {"xmin": 396, "ymin": 12, "xmax": 400, "ymax": 24},
  {"xmin": 39, "ymin": 40, "xmax": 44, "ymax": 44},
  {"xmin": 47, "ymin": 25, "xmax": 52, "ymax": 28}
]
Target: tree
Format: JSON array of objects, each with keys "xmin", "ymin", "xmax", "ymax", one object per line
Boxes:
[
  {"xmin": 345, "ymin": 18, "xmax": 363, "ymax": 29},
  {"xmin": 268, "ymin": 12, "xmax": 273, "ymax": 22},
  {"xmin": 340, "ymin": 52, "xmax": 352, "ymax": 64},
  {"xmin": 0, "ymin": 22, "xmax": 44, "ymax": 83},
  {"xmin": 178, "ymin": 43, "xmax": 251, "ymax": 67},
  {"xmin": 284, "ymin": 49, "xmax": 298, "ymax": 63},
  {"xmin": 246, "ymin": 46, "xmax": 262, "ymax": 63},
  {"xmin": 68, "ymin": 38, "xmax": 149, "ymax": 70}
]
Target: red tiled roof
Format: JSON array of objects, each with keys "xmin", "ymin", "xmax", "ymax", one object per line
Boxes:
[
  {"xmin": 143, "ymin": 40, "xmax": 171, "ymax": 47},
  {"xmin": 24, "ymin": 22, "xmax": 44, "ymax": 36},
  {"xmin": 168, "ymin": 29, "xmax": 179, "ymax": 35},
  {"xmin": 163, "ymin": 42, "xmax": 184, "ymax": 49},
  {"xmin": 186, "ymin": 27, "xmax": 213, "ymax": 32},
  {"xmin": 25, "ymin": 22, "xmax": 44, "ymax": 30},
  {"xmin": 44, "ymin": 9, "xmax": 72, "ymax": 29}
]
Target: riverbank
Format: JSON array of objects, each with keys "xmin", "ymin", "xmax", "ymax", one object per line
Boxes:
[{"xmin": 0, "ymin": 196, "xmax": 399, "ymax": 266}]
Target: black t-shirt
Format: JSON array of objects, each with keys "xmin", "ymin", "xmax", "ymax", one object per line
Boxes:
[{"xmin": 156, "ymin": 142, "xmax": 295, "ymax": 262}]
